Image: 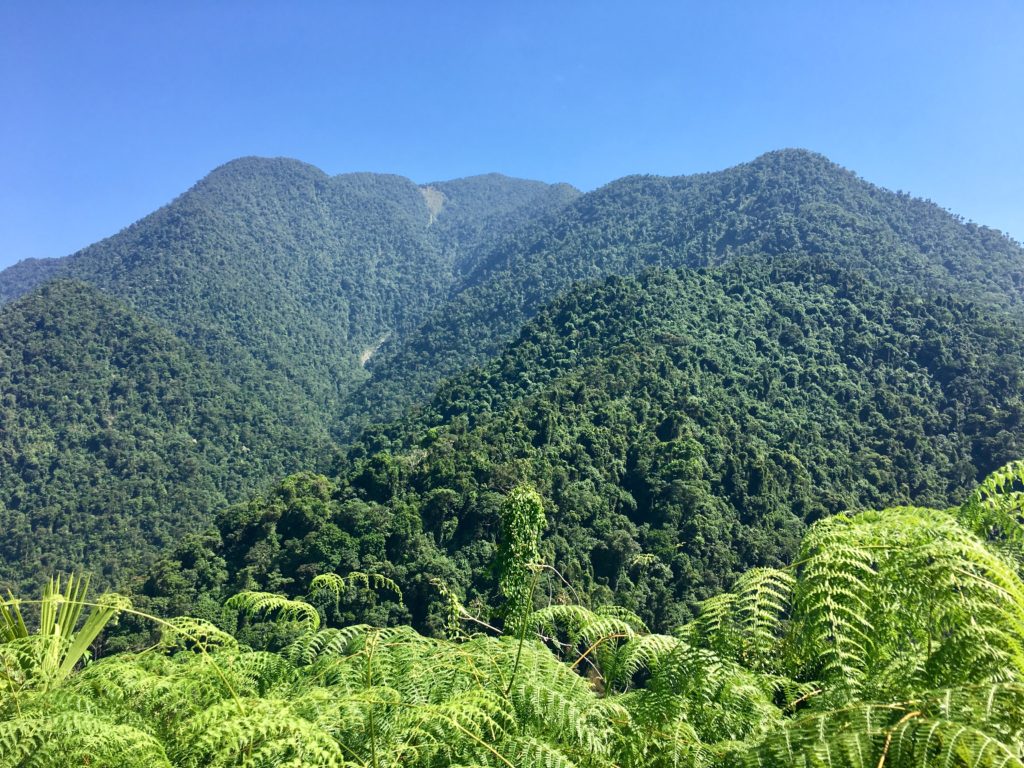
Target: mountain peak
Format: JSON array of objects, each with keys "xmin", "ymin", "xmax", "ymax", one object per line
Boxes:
[
  {"xmin": 727, "ymin": 148, "xmax": 859, "ymax": 186},
  {"xmin": 198, "ymin": 156, "xmax": 329, "ymax": 189},
  {"xmin": 749, "ymin": 147, "xmax": 838, "ymax": 166}
]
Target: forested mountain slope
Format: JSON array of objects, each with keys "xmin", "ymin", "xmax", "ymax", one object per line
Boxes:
[
  {"xmin": 427, "ymin": 172, "xmax": 580, "ymax": 277},
  {"xmin": 0, "ymin": 162, "xmax": 577, "ymax": 590},
  {"xmin": 0, "ymin": 159, "xmax": 578, "ymax": 412},
  {"xmin": 0, "ymin": 257, "xmax": 65, "ymax": 302},
  {"xmin": 0, "ymin": 281, "xmax": 332, "ymax": 591},
  {"xmin": 147, "ymin": 259, "xmax": 1024, "ymax": 632},
  {"xmin": 348, "ymin": 149, "xmax": 1024, "ymax": 434},
  {"xmin": 3, "ymin": 149, "xmax": 1023, "ymax": 609}
]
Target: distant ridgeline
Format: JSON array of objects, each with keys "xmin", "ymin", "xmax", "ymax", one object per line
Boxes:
[
  {"xmin": 1, "ymin": 150, "xmax": 1023, "ymax": 623},
  {"xmin": 343, "ymin": 149, "xmax": 1024, "ymax": 434}
]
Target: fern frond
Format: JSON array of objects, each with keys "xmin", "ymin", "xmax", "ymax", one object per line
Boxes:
[
  {"xmin": 226, "ymin": 590, "xmax": 321, "ymax": 632},
  {"xmin": 176, "ymin": 697, "xmax": 347, "ymax": 767},
  {"xmin": 284, "ymin": 624, "xmax": 373, "ymax": 665},
  {"xmin": 959, "ymin": 459, "xmax": 1024, "ymax": 548},
  {"xmin": 530, "ymin": 604, "xmax": 639, "ymax": 648},
  {"xmin": 310, "ymin": 571, "xmax": 403, "ymax": 603},
  {"xmin": 609, "ymin": 633, "xmax": 681, "ymax": 689},
  {"xmin": 732, "ymin": 568, "xmax": 794, "ymax": 667},
  {"xmin": 502, "ymin": 735, "xmax": 583, "ymax": 768},
  {"xmin": 789, "ymin": 515, "xmax": 876, "ymax": 693},
  {"xmin": 735, "ymin": 695, "xmax": 1024, "ymax": 768},
  {"xmin": 159, "ymin": 616, "xmax": 240, "ymax": 653},
  {"xmin": 0, "ymin": 711, "xmax": 171, "ymax": 768},
  {"xmin": 692, "ymin": 592, "xmax": 740, "ymax": 660}
]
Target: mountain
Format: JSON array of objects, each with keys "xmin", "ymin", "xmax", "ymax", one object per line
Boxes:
[
  {"xmin": 0, "ymin": 280, "xmax": 332, "ymax": 591},
  {"xmin": 3, "ymin": 149, "xmax": 1023, "ymax": 614},
  {"xmin": 345, "ymin": 149, "xmax": 1024, "ymax": 435},
  {"xmin": 0, "ymin": 257, "xmax": 65, "ymax": 303},
  {"xmin": 145, "ymin": 258, "xmax": 1024, "ymax": 632},
  {"xmin": 0, "ymin": 159, "xmax": 579, "ymax": 414},
  {"xmin": 6, "ymin": 148, "xmax": 1024, "ymax": 764},
  {"xmin": 0, "ymin": 162, "xmax": 577, "ymax": 589}
]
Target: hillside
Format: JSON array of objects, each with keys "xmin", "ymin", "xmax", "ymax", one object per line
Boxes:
[
  {"xmin": 2, "ymin": 149, "xmax": 1023, "ymax": 609},
  {"xmin": 347, "ymin": 149, "xmax": 1024, "ymax": 434},
  {"xmin": 0, "ymin": 163, "xmax": 577, "ymax": 590},
  {"xmin": 0, "ymin": 160, "xmax": 579, "ymax": 413},
  {"xmin": 0, "ymin": 281, "xmax": 332, "ymax": 591},
  {"xmin": 145, "ymin": 259, "xmax": 1024, "ymax": 632}
]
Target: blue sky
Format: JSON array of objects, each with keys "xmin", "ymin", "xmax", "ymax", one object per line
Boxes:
[{"xmin": 1, "ymin": 1, "xmax": 1022, "ymax": 269}]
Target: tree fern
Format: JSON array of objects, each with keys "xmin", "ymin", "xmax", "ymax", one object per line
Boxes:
[
  {"xmin": 958, "ymin": 459, "xmax": 1024, "ymax": 548},
  {"xmin": 731, "ymin": 684, "xmax": 1024, "ymax": 768},
  {"xmin": 4, "ymin": 461, "xmax": 1024, "ymax": 767},
  {"xmin": 0, "ymin": 711, "xmax": 172, "ymax": 768},
  {"xmin": 310, "ymin": 571, "xmax": 404, "ymax": 604},
  {"xmin": 225, "ymin": 590, "xmax": 321, "ymax": 632},
  {"xmin": 0, "ymin": 574, "xmax": 128, "ymax": 695}
]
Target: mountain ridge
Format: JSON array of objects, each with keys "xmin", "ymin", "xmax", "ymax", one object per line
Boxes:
[
  {"xmin": 2, "ymin": 148, "xmax": 1023, "ymax": 601},
  {"xmin": 343, "ymin": 147, "xmax": 1024, "ymax": 437},
  {"xmin": 0, "ymin": 158, "xmax": 579, "ymax": 417},
  {"xmin": 0, "ymin": 160, "xmax": 580, "ymax": 299}
]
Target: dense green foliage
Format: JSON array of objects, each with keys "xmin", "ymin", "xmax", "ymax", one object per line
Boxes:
[
  {"xmin": 0, "ymin": 163, "xmax": 576, "ymax": 591},
  {"xmin": 0, "ymin": 281, "xmax": 328, "ymax": 591},
  {"xmin": 147, "ymin": 259, "xmax": 1024, "ymax": 632},
  {"xmin": 496, "ymin": 485, "xmax": 546, "ymax": 636},
  {"xmin": 4, "ymin": 464, "xmax": 1024, "ymax": 767},
  {"xmin": 1, "ymin": 148, "xmax": 1023, "ymax": 660},
  {"xmin": 0, "ymin": 257, "xmax": 64, "ymax": 304},
  {"xmin": 1, "ymin": 160, "xmax": 577, "ymax": 416},
  {"xmin": 350, "ymin": 149, "xmax": 1024, "ymax": 431}
]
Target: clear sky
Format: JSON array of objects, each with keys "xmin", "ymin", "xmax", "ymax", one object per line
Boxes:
[{"xmin": 1, "ymin": 1, "xmax": 1022, "ymax": 269}]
